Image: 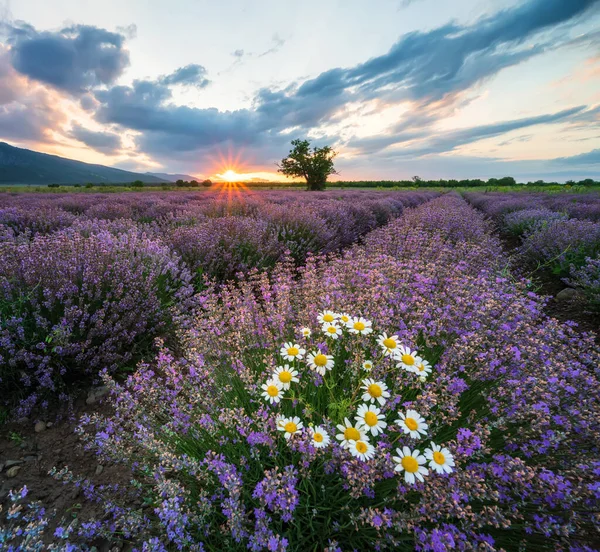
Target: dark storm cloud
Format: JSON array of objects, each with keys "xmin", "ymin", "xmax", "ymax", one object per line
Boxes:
[
  {"xmin": 159, "ymin": 64, "xmax": 210, "ymax": 87},
  {"xmin": 69, "ymin": 123, "xmax": 123, "ymax": 154},
  {"xmin": 2, "ymin": 21, "xmax": 130, "ymax": 94}
]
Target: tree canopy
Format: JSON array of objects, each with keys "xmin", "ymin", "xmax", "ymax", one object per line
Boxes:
[{"xmin": 277, "ymin": 139, "xmax": 338, "ymax": 191}]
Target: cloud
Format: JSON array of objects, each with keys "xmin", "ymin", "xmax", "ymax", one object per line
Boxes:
[
  {"xmin": 350, "ymin": 105, "xmax": 587, "ymax": 158},
  {"xmin": 552, "ymin": 148, "xmax": 600, "ymax": 165},
  {"xmin": 258, "ymin": 34, "xmax": 285, "ymax": 58},
  {"xmin": 0, "ymin": 45, "xmax": 67, "ymax": 143},
  {"xmin": 69, "ymin": 123, "xmax": 122, "ymax": 154},
  {"xmin": 158, "ymin": 64, "xmax": 210, "ymax": 87},
  {"xmin": 2, "ymin": 21, "xmax": 130, "ymax": 94}
]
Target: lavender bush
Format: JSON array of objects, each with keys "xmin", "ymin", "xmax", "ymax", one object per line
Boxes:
[
  {"xmin": 517, "ymin": 219, "xmax": 600, "ymax": 276},
  {"xmin": 503, "ymin": 208, "xmax": 568, "ymax": 237},
  {"xmin": 0, "ymin": 230, "xmax": 193, "ymax": 416},
  {"xmin": 567, "ymin": 257, "xmax": 600, "ymax": 311}
]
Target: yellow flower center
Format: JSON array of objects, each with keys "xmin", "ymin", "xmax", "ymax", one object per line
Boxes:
[
  {"xmin": 383, "ymin": 338, "xmax": 397, "ymax": 349},
  {"xmin": 313, "ymin": 432, "xmax": 324, "ymax": 443},
  {"xmin": 401, "ymin": 455, "xmax": 418, "ymax": 473},
  {"xmin": 368, "ymin": 383, "xmax": 382, "ymax": 398},
  {"xmin": 364, "ymin": 411, "xmax": 378, "ymax": 427},
  {"xmin": 314, "ymin": 354, "xmax": 328, "ymax": 366},
  {"xmin": 404, "ymin": 417, "xmax": 418, "ymax": 431},
  {"xmin": 267, "ymin": 385, "xmax": 280, "ymax": 397},
  {"xmin": 340, "ymin": 315, "xmax": 350, "ymax": 323},
  {"xmin": 284, "ymin": 422, "xmax": 297, "ymax": 434},
  {"xmin": 356, "ymin": 441, "xmax": 368, "ymax": 454},
  {"xmin": 344, "ymin": 427, "xmax": 360, "ymax": 441},
  {"xmin": 401, "ymin": 354, "xmax": 415, "ymax": 366},
  {"xmin": 287, "ymin": 346, "xmax": 299, "ymax": 356},
  {"xmin": 278, "ymin": 371, "xmax": 292, "ymax": 384},
  {"xmin": 323, "ymin": 313, "xmax": 335, "ymax": 322},
  {"xmin": 353, "ymin": 321, "xmax": 366, "ymax": 331},
  {"xmin": 433, "ymin": 451, "xmax": 446, "ymax": 465},
  {"xmin": 327, "ymin": 326, "xmax": 337, "ymax": 334},
  {"xmin": 418, "ymin": 364, "xmax": 425, "ymax": 372}
]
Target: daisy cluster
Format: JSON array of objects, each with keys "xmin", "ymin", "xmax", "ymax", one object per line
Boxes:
[{"xmin": 261, "ymin": 312, "xmax": 454, "ymax": 485}]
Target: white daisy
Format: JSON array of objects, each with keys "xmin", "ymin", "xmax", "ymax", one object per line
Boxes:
[
  {"xmin": 415, "ymin": 359, "xmax": 432, "ymax": 377},
  {"xmin": 335, "ymin": 418, "xmax": 368, "ymax": 449},
  {"xmin": 395, "ymin": 345, "xmax": 420, "ymax": 372},
  {"xmin": 322, "ymin": 322, "xmax": 342, "ymax": 340},
  {"xmin": 347, "ymin": 316, "xmax": 373, "ymax": 335},
  {"xmin": 300, "ymin": 327, "xmax": 312, "ymax": 338},
  {"xmin": 393, "ymin": 446, "xmax": 429, "ymax": 485},
  {"xmin": 362, "ymin": 360, "xmax": 374, "ymax": 372},
  {"xmin": 306, "ymin": 350, "xmax": 334, "ymax": 375},
  {"xmin": 309, "ymin": 426, "xmax": 331, "ymax": 449},
  {"xmin": 348, "ymin": 439, "xmax": 376, "ymax": 461},
  {"xmin": 338, "ymin": 312, "xmax": 352, "ymax": 326},
  {"xmin": 377, "ymin": 333, "xmax": 400, "ymax": 356},
  {"xmin": 424, "ymin": 442, "xmax": 455, "ymax": 474},
  {"xmin": 395, "ymin": 409, "xmax": 428, "ymax": 440},
  {"xmin": 261, "ymin": 379, "xmax": 283, "ymax": 404},
  {"xmin": 276, "ymin": 416, "xmax": 303, "ymax": 440},
  {"xmin": 272, "ymin": 365, "xmax": 299, "ymax": 390},
  {"xmin": 360, "ymin": 378, "xmax": 391, "ymax": 406},
  {"xmin": 355, "ymin": 404, "xmax": 388, "ymax": 436},
  {"xmin": 280, "ymin": 341, "xmax": 306, "ymax": 362},
  {"xmin": 317, "ymin": 310, "xmax": 338, "ymax": 324}
]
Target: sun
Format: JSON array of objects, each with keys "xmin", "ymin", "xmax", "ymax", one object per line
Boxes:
[{"xmin": 220, "ymin": 169, "xmax": 241, "ymax": 182}]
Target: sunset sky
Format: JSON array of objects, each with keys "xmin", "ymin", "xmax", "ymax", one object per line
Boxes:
[{"xmin": 0, "ymin": 0, "xmax": 599, "ymax": 181}]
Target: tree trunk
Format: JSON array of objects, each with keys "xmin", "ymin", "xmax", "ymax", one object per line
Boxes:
[{"xmin": 306, "ymin": 178, "xmax": 326, "ymax": 191}]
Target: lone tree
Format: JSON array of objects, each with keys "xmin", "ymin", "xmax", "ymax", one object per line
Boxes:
[{"xmin": 277, "ymin": 139, "xmax": 338, "ymax": 191}]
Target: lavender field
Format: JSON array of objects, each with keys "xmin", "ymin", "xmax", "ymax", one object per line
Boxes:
[{"xmin": 1, "ymin": 189, "xmax": 599, "ymax": 551}]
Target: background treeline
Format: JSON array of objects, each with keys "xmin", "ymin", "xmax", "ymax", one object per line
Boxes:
[{"xmin": 333, "ymin": 177, "xmax": 599, "ymax": 188}]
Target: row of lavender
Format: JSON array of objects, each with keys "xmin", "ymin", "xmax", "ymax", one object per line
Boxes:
[
  {"xmin": 465, "ymin": 191, "xmax": 600, "ymax": 310},
  {"xmin": 7, "ymin": 194, "xmax": 595, "ymax": 550},
  {"xmin": 0, "ymin": 190, "xmax": 435, "ymax": 416}
]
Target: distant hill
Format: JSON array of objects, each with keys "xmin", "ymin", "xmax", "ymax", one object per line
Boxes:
[
  {"xmin": 0, "ymin": 142, "xmax": 167, "ymax": 185},
  {"xmin": 146, "ymin": 172, "xmax": 201, "ymax": 182}
]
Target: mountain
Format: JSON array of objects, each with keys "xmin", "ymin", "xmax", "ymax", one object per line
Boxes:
[
  {"xmin": 146, "ymin": 172, "xmax": 201, "ymax": 182},
  {"xmin": 0, "ymin": 142, "xmax": 167, "ymax": 185}
]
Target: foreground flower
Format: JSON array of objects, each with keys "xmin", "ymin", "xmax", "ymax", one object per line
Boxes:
[
  {"xmin": 347, "ymin": 316, "xmax": 373, "ymax": 335},
  {"xmin": 272, "ymin": 365, "xmax": 299, "ymax": 390},
  {"xmin": 317, "ymin": 310, "xmax": 338, "ymax": 324},
  {"xmin": 338, "ymin": 312, "xmax": 352, "ymax": 325},
  {"xmin": 424, "ymin": 442, "xmax": 455, "ymax": 474},
  {"xmin": 415, "ymin": 358, "xmax": 432, "ymax": 377},
  {"xmin": 348, "ymin": 439, "xmax": 376, "ymax": 461},
  {"xmin": 393, "ymin": 446, "xmax": 429, "ymax": 484},
  {"xmin": 377, "ymin": 332, "xmax": 400, "ymax": 356},
  {"xmin": 355, "ymin": 404, "xmax": 387, "ymax": 436},
  {"xmin": 309, "ymin": 426, "xmax": 331, "ymax": 449},
  {"xmin": 336, "ymin": 418, "xmax": 368, "ymax": 449},
  {"xmin": 277, "ymin": 416, "xmax": 304, "ymax": 439},
  {"xmin": 280, "ymin": 342, "xmax": 305, "ymax": 361},
  {"xmin": 322, "ymin": 322, "xmax": 342, "ymax": 339},
  {"xmin": 300, "ymin": 327, "xmax": 312, "ymax": 338},
  {"xmin": 396, "ymin": 409, "xmax": 428, "ymax": 439},
  {"xmin": 362, "ymin": 360, "xmax": 374, "ymax": 372},
  {"xmin": 361, "ymin": 378, "xmax": 390, "ymax": 406},
  {"xmin": 306, "ymin": 350, "xmax": 334, "ymax": 375},
  {"xmin": 395, "ymin": 345, "xmax": 420, "ymax": 372},
  {"xmin": 261, "ymin": 379, "xmax": 284, "ymax": 404}
]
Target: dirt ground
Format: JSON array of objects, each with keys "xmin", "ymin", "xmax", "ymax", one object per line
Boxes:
[{"xmin": 0, "ymin": 393, "xmax": 132, "ymax": 550}]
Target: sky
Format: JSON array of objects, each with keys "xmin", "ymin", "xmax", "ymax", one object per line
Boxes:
[{"xmin": 0, "ymin": 0, "xmax": 599, "ymax": 182}]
